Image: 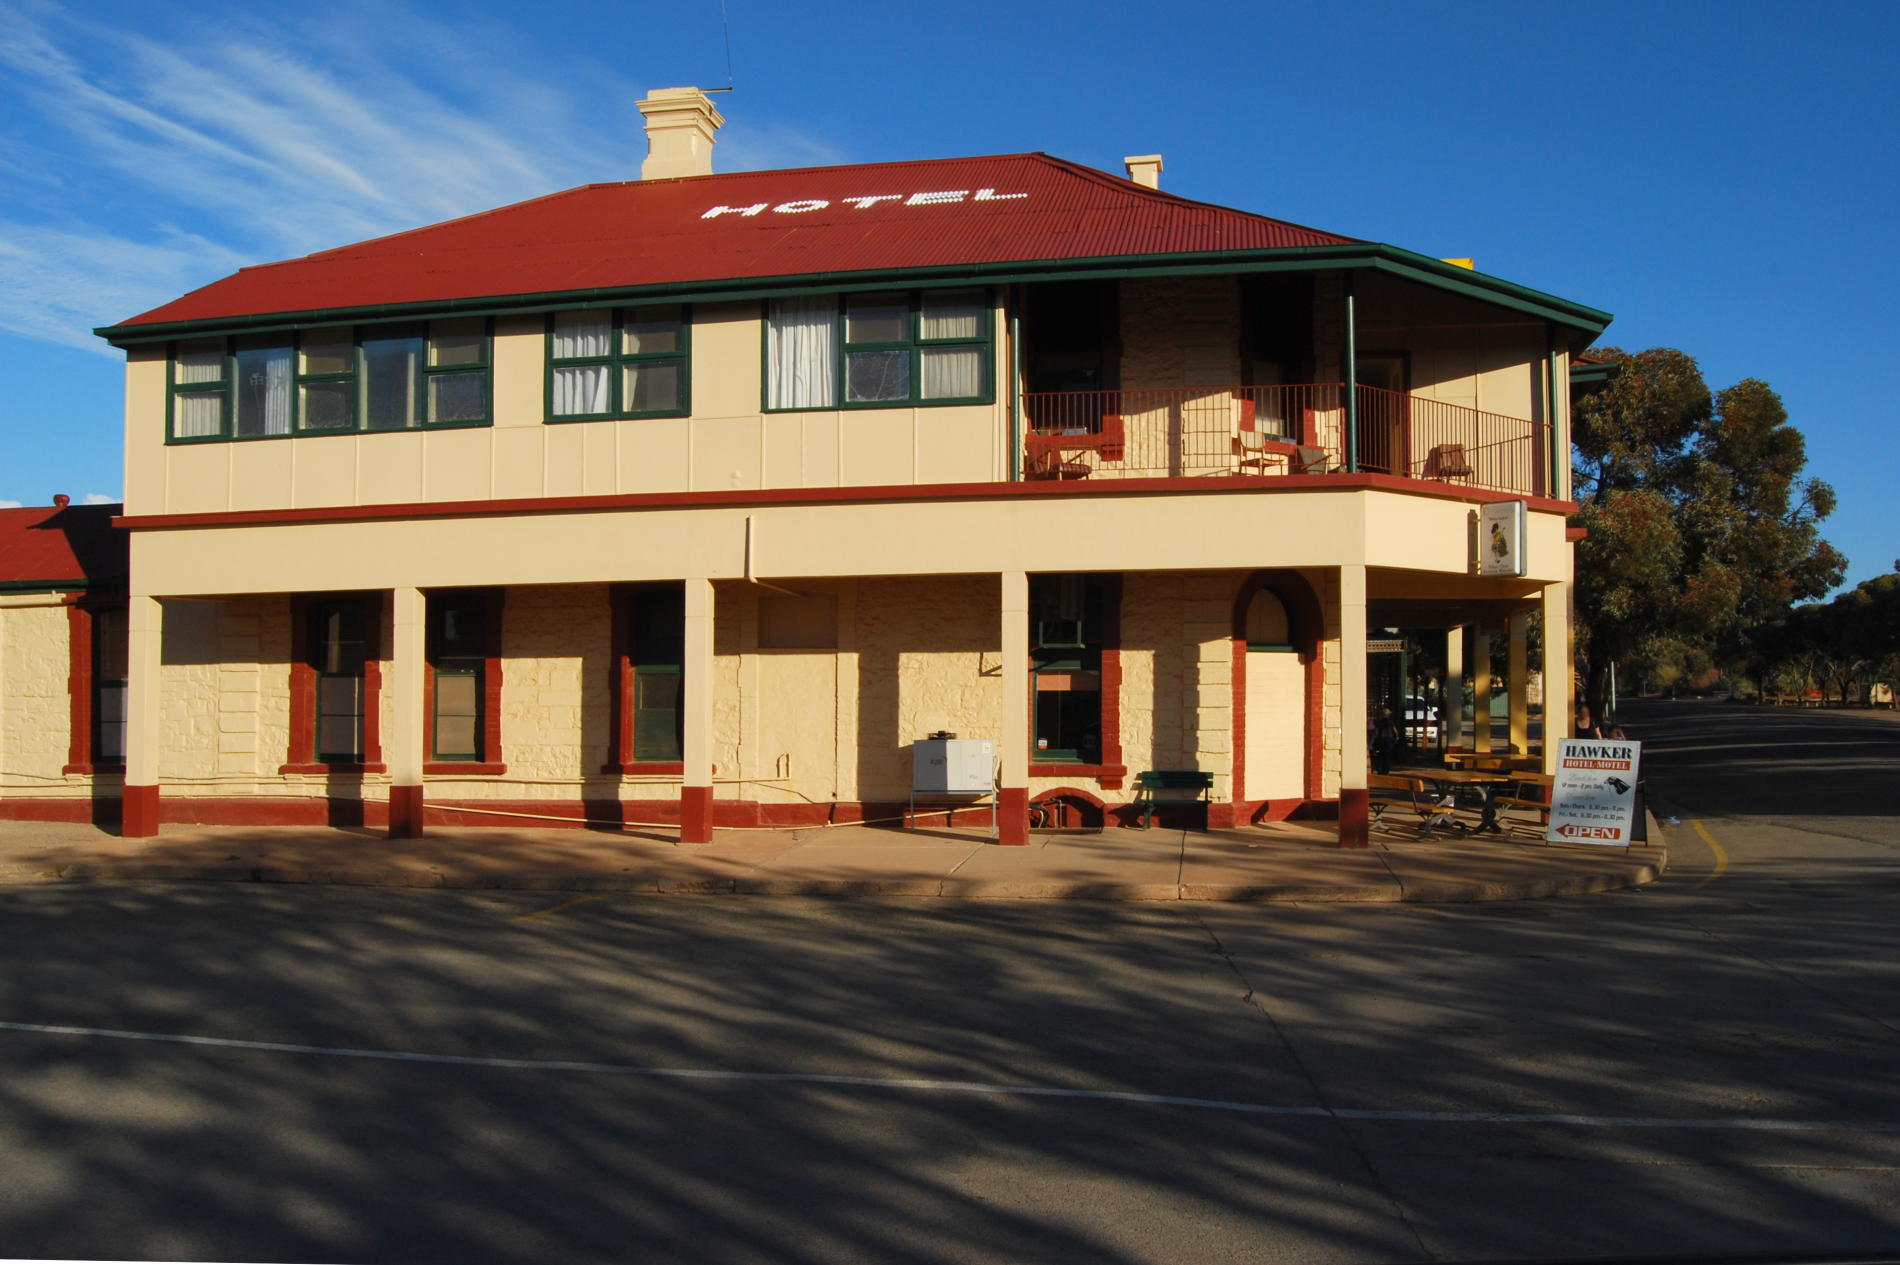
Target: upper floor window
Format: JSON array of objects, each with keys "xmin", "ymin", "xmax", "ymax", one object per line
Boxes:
[
  {"xmin": 548, "ymin": 305, "xmax": 688, "ymax": 421},
  {"xmin": 167, "ymin": 318, "xmax": 490, "ymax": 443},
  {"xmin": 765, "ymin": 288, "xmax": 990, "ymax": 410}
]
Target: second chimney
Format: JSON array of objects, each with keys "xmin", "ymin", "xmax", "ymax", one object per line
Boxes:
[
  {"xmin": 638, "ymin": 87, "xmax": 724, "ymax": 180},
  {"xmin": 1124, "ymin": 154, "xmax": 1163, "ymax": 189}
]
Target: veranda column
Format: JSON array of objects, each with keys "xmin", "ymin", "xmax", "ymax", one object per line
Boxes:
[
  {"xmin": 1443, "ymin": 624, "xmax": 1465, "ymax": 752},
  {"xmin": 121, "ymin": 594, "xmax": 163, "ymax": 837},
  {"xmin": 681, "ymin": 577, "xmax": 716, "ymax": 844},
  {"xmin": 1338, "ymin": 564, "xmax": 1370, "ymax": 848},
  {"xmin": 1472, "ymin": 621, "xmax": 1493, "ymax": 754},
  {"xmin": 1541, "ymin": 582, "xmax": 1571, "ymax": 774},
  {"xmin": 1508, "ymin": 611, "xmax": 1531, "ymax": 755},
  {"xmin": 999, "ymin": 570, "xmax": 1030, "ymax": 846},
  {"xmin": 387, "ymin": 586, "xmax": 426, "ymax": 838}
]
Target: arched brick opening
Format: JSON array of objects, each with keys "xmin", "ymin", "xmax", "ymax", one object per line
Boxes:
[
  {"xmin": 1029, "ymin": 786, "xmax": 1106, "ymax": 830},
  {"xmin": 1228, "ymin": 570, "xmax": 1326, "ymax": 826}
]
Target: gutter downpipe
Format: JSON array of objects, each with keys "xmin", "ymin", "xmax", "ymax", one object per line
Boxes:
[
  {"xmin": 1544, "ymin": 323, "xmax": 1559, "ymax": 499},
  {"xmin": 1008, "ymin": 299, "xmax": 1023, "ymax": 482},
  {"xmin": 1343, "ymin": 275, "xmax": 1359, "ymax": 473}
]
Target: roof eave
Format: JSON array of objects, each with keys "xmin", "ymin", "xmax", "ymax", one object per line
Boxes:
[{"xmin": 95, "ymin": 242, "xmax": 1611, "ymax": 347}]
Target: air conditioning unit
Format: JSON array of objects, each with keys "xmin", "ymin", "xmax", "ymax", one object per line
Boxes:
[
  {"xmin": 912, "ymin": 737, "xmax": 996, "ymax": 793},
  {"xmin": 1034, "ymin": 618, "xmax": 1085, "ymax": 649}
]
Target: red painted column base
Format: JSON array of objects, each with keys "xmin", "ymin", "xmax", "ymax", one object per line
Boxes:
[
  {"xmin": 998, "ymin": 786, "xmax": 1029, "ymax": 846},
  {"xmin": 121, "ymin": 785, "xmax": 160, "ymax": 838},
  {"xmin": 681, "ymin": 785, "xmax": 714, "ymax": 844},
  {"xmin": 1338, "ymin": 788, "xmax": 1370, "ymax": 849},
  {"xmin": 388, "ymin": 785, "xmax": 426, "ymax": 839}
]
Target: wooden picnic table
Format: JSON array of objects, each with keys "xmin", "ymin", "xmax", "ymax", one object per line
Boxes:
[{"xmin": 1391, "ymin": 765, "xmax": 1516, "ymax": 834}]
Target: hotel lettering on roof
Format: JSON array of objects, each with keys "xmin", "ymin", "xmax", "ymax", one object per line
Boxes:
[{"xmin": 15, "ymin": 86, "xmax": 1611, "ymax": 846}]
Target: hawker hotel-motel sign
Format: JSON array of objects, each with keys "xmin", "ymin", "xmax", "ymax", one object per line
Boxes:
[{"xmin": 702, "ymin": 188, "xmax": 1030, "ymax": 218}]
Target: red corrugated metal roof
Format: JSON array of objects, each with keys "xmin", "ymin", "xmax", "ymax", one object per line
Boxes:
[
  {"xmin": 0, "ymin": 504, "xmax": 128, "ymax": 587},
  {"xmin": 112, "ymin": 153, "xmax": 1360, "ymax": 329}
]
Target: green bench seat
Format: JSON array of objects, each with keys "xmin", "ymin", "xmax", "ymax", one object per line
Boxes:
[{"xmin": 1131, "ymin": 769, "xmax": 1215, "ymax": 831}]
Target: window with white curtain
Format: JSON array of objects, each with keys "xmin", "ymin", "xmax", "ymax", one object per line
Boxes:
[
  {"xmin": 766, "ymin": 296, "xmax": 838, "ymax": 409},
  {"xmin": 766, "ymin": 288, "xmax": 990, "ymax": 410},
  {"xmin": 170, "ymin": 339, "xmax": 228, "ymax": 439},
  {"xmin": 166, "ymin": 320, "xmax": 489, "ymax": 442},
  {"xmin": 548, "ymin": 306, "xmax": 687, "ymax": 420},
  {"xmin": 235, "ymin": 343, "xmax": 294, "ymax": 437}
]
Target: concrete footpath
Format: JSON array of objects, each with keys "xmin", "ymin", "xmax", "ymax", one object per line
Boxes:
[{"xmin": 0, "ymin": 816, "xmax": 1667, "ymax": 903}]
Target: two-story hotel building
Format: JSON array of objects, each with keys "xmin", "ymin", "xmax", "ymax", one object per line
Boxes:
[{"xmin": 69, "ymin": 87, "xmax": 1609, "ymax": 847}]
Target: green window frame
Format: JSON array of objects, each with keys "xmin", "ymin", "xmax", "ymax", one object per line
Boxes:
[
  {"xmin": 168, "ymin": 338, "xmax": 231, "ymax": 442},
  {"xmin": 92, "ymin": 605, "xmax": 128, "ymax": 765},
  {"xmin": 630, "ymin": 586, "xmax": 685, "ymax": 763},
  {"xmin": 164, "ymin": 318, "xmax": 491, "ymax": 443},
  {"xmin": 546, "ymin": 305, "xmax": 690, "ymax": 422},
  {"xmin": 763, "ymin": 287, "xmax": 992, "ymax": 411},
  {"xmin": 311, "ymin": 599, "xmax": 369, "ymax": 764},
  {"xmin": 427, "ymin": 591, "xmax": 490, "ymax": 763},
  {"xmin": 1030, "ymin": 574, "xmax": 1105, "ymax": 764}
]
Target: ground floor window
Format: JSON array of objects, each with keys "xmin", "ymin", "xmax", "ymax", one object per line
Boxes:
[
  {"xmin": 424, "ymin": 589, "xmax": 504, "ymax": 770},
  {"xmin": 1030, "ymin": 574, "xmax": 1114, "ymax": 764},
  {"xmin": 64, "ymin": 600, "xmax": 127, "ymax": 773},
  {"xmin": 608, "ymin": 583, "xmax": 685, "ymax": 770},
  {"xmin": 312, "ymin": 600, "xmax": 369, "ymax": 762},
  {"xmin": 284, "ymin": 594, "xmax": 384, "ymax": 773},
  {"xmin": 91, "ymin": 605, "xmax": 128, "ymax": 764}
]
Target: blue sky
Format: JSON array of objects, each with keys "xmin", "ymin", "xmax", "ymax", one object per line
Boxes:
[{"xmin": 3, "ymin": 0, "xmax": 1895, "ymax": 590}]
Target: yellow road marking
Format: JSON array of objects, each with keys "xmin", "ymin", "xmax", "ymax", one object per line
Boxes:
[
  {"xmin": 1688, "ymin": 818, "xmax": 1729, "ymax": 890},
  {"xmin": 510, "ymin": 894, "xmax": 612, "ymax": 923}
]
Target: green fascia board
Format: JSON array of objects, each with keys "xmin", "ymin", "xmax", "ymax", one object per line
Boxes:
[
  {"xmin": 97, "ymin": 243, "xmax": 1614, "ymax": 348},
  {"xmin": 1569, "ymin": 359, "xmax": 1622, "ymax": 389},
  {"xmin": 0, "ymin": 580, "xmax": 88, "ymax": 594}
]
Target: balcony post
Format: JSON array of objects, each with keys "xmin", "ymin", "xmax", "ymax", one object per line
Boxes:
[
  {"xmin": 387, "ymin": 586, "xmax": 426, "ymax": 838},
  {"xmin": 1472, "ymin": 621, "xmax": 1492, "ymax": 755},
  {"xmin": 1508, "ymin": 612, "xmax": 1531, "ymax": 754},
  {"xmin": 1444, "ymin": 624, "xmax": 1465, "ymax": 752},
  {"xmin": 999, "ymin": 570, "xmax": 1030, "ymax": 845},
  {"xmin": 121, "ymin": 595, "xmax": 163, "ymax": 838},
  {"xmin": 1337, "ymin": 564, "xmax": 1369, "ymax": 848},
  {"xmin": 681, "ymin": 577, "xmax": 715, "ymax": 844},
  {"xmin": 1343, "ymin": 277, "xmax": 1359, "ymax": 473},
  {"xmin": 1541, "ymin": 582, "xmax": 1571, "ymax": 773}
]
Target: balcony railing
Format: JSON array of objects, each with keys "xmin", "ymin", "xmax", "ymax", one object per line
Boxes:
[{"xmin": 1021, "ymin": 383, "xmax": 1551, "ymax": 497}]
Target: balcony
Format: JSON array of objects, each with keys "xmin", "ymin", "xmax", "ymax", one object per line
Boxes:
[{"xmin": 1021, "ymin": 384, "xmax": 1552, "ymax": 498}]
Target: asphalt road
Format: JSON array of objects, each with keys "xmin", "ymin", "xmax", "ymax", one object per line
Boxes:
[{"xmin": 2, "ymin": 699, "xmax": 1897, "ymax": 1264}]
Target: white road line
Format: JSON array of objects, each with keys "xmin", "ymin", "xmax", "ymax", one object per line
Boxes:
[{"xmin": 2, "ymin": 1018, "xmax": 1895, "ymax": 1134}]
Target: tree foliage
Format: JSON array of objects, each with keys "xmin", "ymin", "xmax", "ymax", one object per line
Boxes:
[{"xmin": 1571, "ymin": 348, "xmax": 1843, "ymax": 713}]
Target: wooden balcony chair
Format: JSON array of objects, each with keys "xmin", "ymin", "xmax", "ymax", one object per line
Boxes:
[
  {"xmin": 1292, "ymin": 445, "xmax": 1334, "ymax": 475},
  {"xmin": 1424, "ymin": 443, "xmax": 1472, "ymax": 480},
  {"xmin": 1024, "ymin": 449, "xmax": 1091, "ymax": 481}
]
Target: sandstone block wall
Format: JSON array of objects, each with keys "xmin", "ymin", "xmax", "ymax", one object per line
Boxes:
[{"xmin": 0, "ymin": 599, "xmax": 78, "ymax": 799}]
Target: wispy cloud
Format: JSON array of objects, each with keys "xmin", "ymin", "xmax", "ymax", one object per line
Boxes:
[
  {"xmin": 0, "ymin": 0, "xmax": 850, "ymax": 351},
  {"xmin": 0, "ymin": 0, "xmax": 630, "ymax": 341},
  {"xmin": 81, "ymin": 492, "xmax": 118, "ymax": 505}
]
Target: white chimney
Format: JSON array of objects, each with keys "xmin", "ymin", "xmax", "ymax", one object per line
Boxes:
[
  {"xmin": 1124, "ymin": 154, "xmax": 1163, "ymax": 189},
  {"xmin": 638, "ymin": 87, "xmax": 724, "ymax": 180}
]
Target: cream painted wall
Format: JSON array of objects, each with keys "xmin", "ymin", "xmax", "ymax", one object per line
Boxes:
[
  {"xmin": 1117, "ymin": 571, "xmax": 1236, "ymax": 802},
  {"xmin": 0, "ymin": 598, "xmax": 80, "ymax": 798},
  {"xmin": 132, "ymin": 486, "xmax": 1571, "ymax": 600},
  {"xmin": 134, "ymin": 298, "xmax": 1012, "ymax": 517}
]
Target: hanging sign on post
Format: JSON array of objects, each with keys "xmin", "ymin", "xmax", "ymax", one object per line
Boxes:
[
  {"xmin": 1548, "ymin": 738, "xmax": 1643, "ymax": 846},
  {"xmin": 1478, "ymin": 500, "xmax": 1527, "ymax": 577}
]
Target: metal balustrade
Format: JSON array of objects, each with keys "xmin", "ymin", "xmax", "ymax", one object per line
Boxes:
[{"xmin": 1021, "ymin": 383, "xmax": 1550, "ymax": 496}]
